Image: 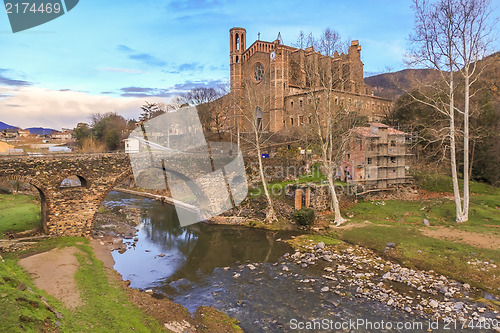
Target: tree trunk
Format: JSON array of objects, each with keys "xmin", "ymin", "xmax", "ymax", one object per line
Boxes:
[
  {"xmin": 322, "ymin": 149, "xmax": 346, "ymax": 226},
  {"xmin": 449, "ymin": 72, "xmax": 464, "ymax": 223},
  {"xmin": 255, "ymin": 130, "xmax": 276, "ymax": 222},
  {"xmin": 327, "ymin": 170, "xmax": 345, "ymax": 226},
  {"xmin": 462, "ymin": 66, "xmax": 470, "ymax": 222}
]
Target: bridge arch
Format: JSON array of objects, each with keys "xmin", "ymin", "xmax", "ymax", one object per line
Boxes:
[
  {"xmin": 0, "ymin": 175, "xmax": 49, "ymax": 233},
  {"xmin": 84, "ymin": 169, "xmax": 134, "ymax": 234},
  {"xmin": 59, "ymin": 174, "xmax": 89, "ymax": 189}
]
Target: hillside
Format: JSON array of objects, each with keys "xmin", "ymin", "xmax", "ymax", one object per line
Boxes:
[
  {"xmin": 0, "ymin": 121, "xmax": 17, "ymax": 130},
  {"xmin": 25, "ymin": 127, "xmax": 56, "ymax": 135},
  {"xmin": 364, "ymin": 69, "xmax": 441, "ymax": 100},
  {"xmin": 365, "ymin": 51, "xmax": 500, "ymax": 101}
]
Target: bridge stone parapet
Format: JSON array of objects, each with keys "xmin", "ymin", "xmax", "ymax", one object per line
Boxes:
[{"xmin": 0, "ymin": 153, "xmax": 132, "ymax": 236}]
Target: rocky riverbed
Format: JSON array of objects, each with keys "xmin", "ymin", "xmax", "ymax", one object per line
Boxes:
[{"xmin": 280, "ymin": 238, "xmax": 500, "ymax": 331}]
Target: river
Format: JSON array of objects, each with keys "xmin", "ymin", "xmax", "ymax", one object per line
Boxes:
[{"xmin": 104, "ymin": 191, "xmax": 488, "ymax": 332}]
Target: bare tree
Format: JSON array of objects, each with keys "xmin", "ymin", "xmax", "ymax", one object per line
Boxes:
[
  {"xmin": 139, "ymin": 102, "xmax": 166, "ymax": 121},
  {"xmin": 293, "ymin": 28, "xmax": 346, "ymax": 55},
  {"xmin": 302, "ymin": 42, "xmax": 361, "ymax": 226},
  {"xmin": 235, "ymin": 79, "xmax": 277, "ymax": 222},
  {"xmin": 293, "ymin": 30, "xmax": 306, "ymax": 49},
  {"xmin": 452, "ymin": 0, "xmax": 497, "ymax": 220},
  {"xmin": 318, "ymin": 28, "xmax": 342, "ymax": 57},
  {"xmin": 180, "ymin": 86, "xmax": 229, "ymax": 139},
  {"xmin": 408, "ymin": 0, "xmax": 497, "ymax": 222}
]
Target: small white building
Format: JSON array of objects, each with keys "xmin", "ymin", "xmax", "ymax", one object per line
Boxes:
[
  {"xmin": 124, "ymin": 138, "xmax": 140, "ymax": 153},
  {"xmin": 48, "ymin": 146, "xmax": 72, "ymax": 153}
]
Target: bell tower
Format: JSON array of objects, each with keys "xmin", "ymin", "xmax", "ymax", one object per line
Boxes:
[{"xmin": 230, "ymin": 27, "xmax": 246, "ymax": 94}]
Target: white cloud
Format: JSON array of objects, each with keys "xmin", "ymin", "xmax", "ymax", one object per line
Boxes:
[{"xmin": 0, "ymin": 86, "xmax": 167, "ymax": 129}]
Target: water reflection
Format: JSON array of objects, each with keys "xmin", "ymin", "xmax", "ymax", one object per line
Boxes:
[{"xmin": 108, "ymin": 191, "xmax": 295, "ymax": 289}]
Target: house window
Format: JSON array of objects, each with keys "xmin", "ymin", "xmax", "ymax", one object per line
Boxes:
[
  {"xmin": 390, "ymin": 140, "xmax": 396, "ymax": 146},
  {"xmin": 309, "ymin": 116, "xmax": 312, "ymax": 124},
  {"xmin": 367, "ymin": 158, "xmax": 372, "ymax": 165},
  {"xmin": 299, "ymin": 99, "xmax": 303, "ymax": 107},
  {"xmin": 299, "ymin": 115, "xmax": 304, "ymax": 125},
  {"xmin": 291, "ymin": 101, "xmax": 294, "ymax": 107},
  {"xmin": 390, "ymin": 156, "xmax": 396, "ymax": 163},
  {"xmin": 291, "ymin": 117, "xmax": 294, "ymax": 125}
]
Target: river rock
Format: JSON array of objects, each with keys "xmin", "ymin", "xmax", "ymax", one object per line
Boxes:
[
  {"xmin": 429, "ymin": 300, "xmax": 439, "ymax": 308},
  {"xmin": 315, "ymin": 242, "xmax": 325, "ymax": 249},
  {"xmin": 321, "ymin": 286, "xmax": 330, "ymax": 292},
  {"xmin": 454, "ymin": 302, "xmax": 464, "ymax": 310},
  {"xmin": 387, "ymin": 242, "xmax": 396, "ymax": 248},
  {"xmin": 423, "ymin": 219, "xmax": 430, "ymax": 226},
  {"xmin": 247, "ymin": 264, "xmax": 256, "ymax": 270}
]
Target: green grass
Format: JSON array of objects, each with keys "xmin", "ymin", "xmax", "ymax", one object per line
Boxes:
[
  {"xmin": 345, "ymin": 173, "xmax": 500, "ymax": 235},
  {"xmin": 0, "ymin": 258, "xmax": 57, "ymax": 332},
  {"xmin": 248, "ymin": 164, "xmax": 343, "ymax": 199},
  {"xmin": 339, "ymin": 224, "xmax": 500, "ymax": 293},
  {"xmin": 1, "ymin": 238, "xmax": 164, "ymax": 333},
  {"xmin": 413, "ymin": 170, "xmax": 499, "ymax": 195},
  {"xmin": 0, "ymin": 194, "xmax": 41, "ymax": 238},
  {"xmin": 298, "ymin": 164, "xmax": 326, "ymax": 183},
  {"xmin": 287, "ymin": 233, "xmax": 341, "ymax": 248}
]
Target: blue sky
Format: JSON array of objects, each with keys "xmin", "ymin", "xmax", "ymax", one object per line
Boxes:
[{"xmin": 0, "ymin": 0, "xmax": 497, "ymax": 129}]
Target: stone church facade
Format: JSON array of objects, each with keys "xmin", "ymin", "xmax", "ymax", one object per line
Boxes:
[{"xmin": 227, "ymin": 27, "xmax": 392, "ymax": 133}]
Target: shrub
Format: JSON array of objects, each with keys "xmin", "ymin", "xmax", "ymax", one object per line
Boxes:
[{"xmin": 293, "ymin": 208, "xmax": 315, "ymax": 227}]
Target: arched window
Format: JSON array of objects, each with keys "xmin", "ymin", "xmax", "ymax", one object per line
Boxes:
[
  {"xmin": 236, "ymin": 33, "xmax": 240, "ymax": 51},
  {"xmin": 255, "ymin": 106, "xmax": 263, "ymax": 131}
]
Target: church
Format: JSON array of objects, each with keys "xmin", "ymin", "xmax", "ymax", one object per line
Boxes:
[{"xmin": 226, "ymin": 27, "xmax": 392, "ymax": 133}]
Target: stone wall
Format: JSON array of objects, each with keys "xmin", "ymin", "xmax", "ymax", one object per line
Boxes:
[{"xmin": 286, "ymin": 183, "xmax": 331, "ymax": 211}]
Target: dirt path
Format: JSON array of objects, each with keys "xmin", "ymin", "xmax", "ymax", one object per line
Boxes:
[
  {"xmin": 90, "ymin": 238, "xmax": 115, "ymax": 270},
  {"xmin": 421, "ymin": 226, "xmax": 500, "ymax": 250},
  {"xmin": 18, "ymin": 247, "xmax": 83, "ymax": 308}
]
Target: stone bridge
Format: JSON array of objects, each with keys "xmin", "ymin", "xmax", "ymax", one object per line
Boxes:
[
  {"xmin": 0, "ymin": 153, "xmax": 132, "ymax": 237},
  {"xmin": 0, "ymin": 152, "xmax": 307, "ymax": 237}
]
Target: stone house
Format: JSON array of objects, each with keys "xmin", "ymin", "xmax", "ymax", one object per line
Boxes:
[{"xmin": 341, "ymin": 123, "xmax": 410, "ymax": 190}]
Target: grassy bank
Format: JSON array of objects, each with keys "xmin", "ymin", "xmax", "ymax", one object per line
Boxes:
[
  {"xmin": 322, "ymin": 174, "xmax": 500, "ymax": 295},
  {"xmin": 0, "ymin": 194, "xmax": 41, "ymax": 237},
  {"xmin": 1, "ymin": 237, "xmax": 242, "ymax": 332},
  {"xmin": 0, "ymin": 191, "xmax": 241, "ymax": 332},
  {"xmin": 1, "ymin": 237, "xmax": 165, "ymax": 332}
]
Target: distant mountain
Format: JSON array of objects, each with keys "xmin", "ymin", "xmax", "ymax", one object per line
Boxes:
[
  {"xmin": 364, "ymin": 69, "xmax": 441, "ymax": 101},
  {"xmin": 364, "ymin": 52, "xmax": 500, "ymax": 101},
  {"xmin": 0, "ymin": 121, "xmax": 17, "ymax": 130},
  {"xmin": 26, "ymin": 127, "xmax": 57, "ymax": 135}
]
